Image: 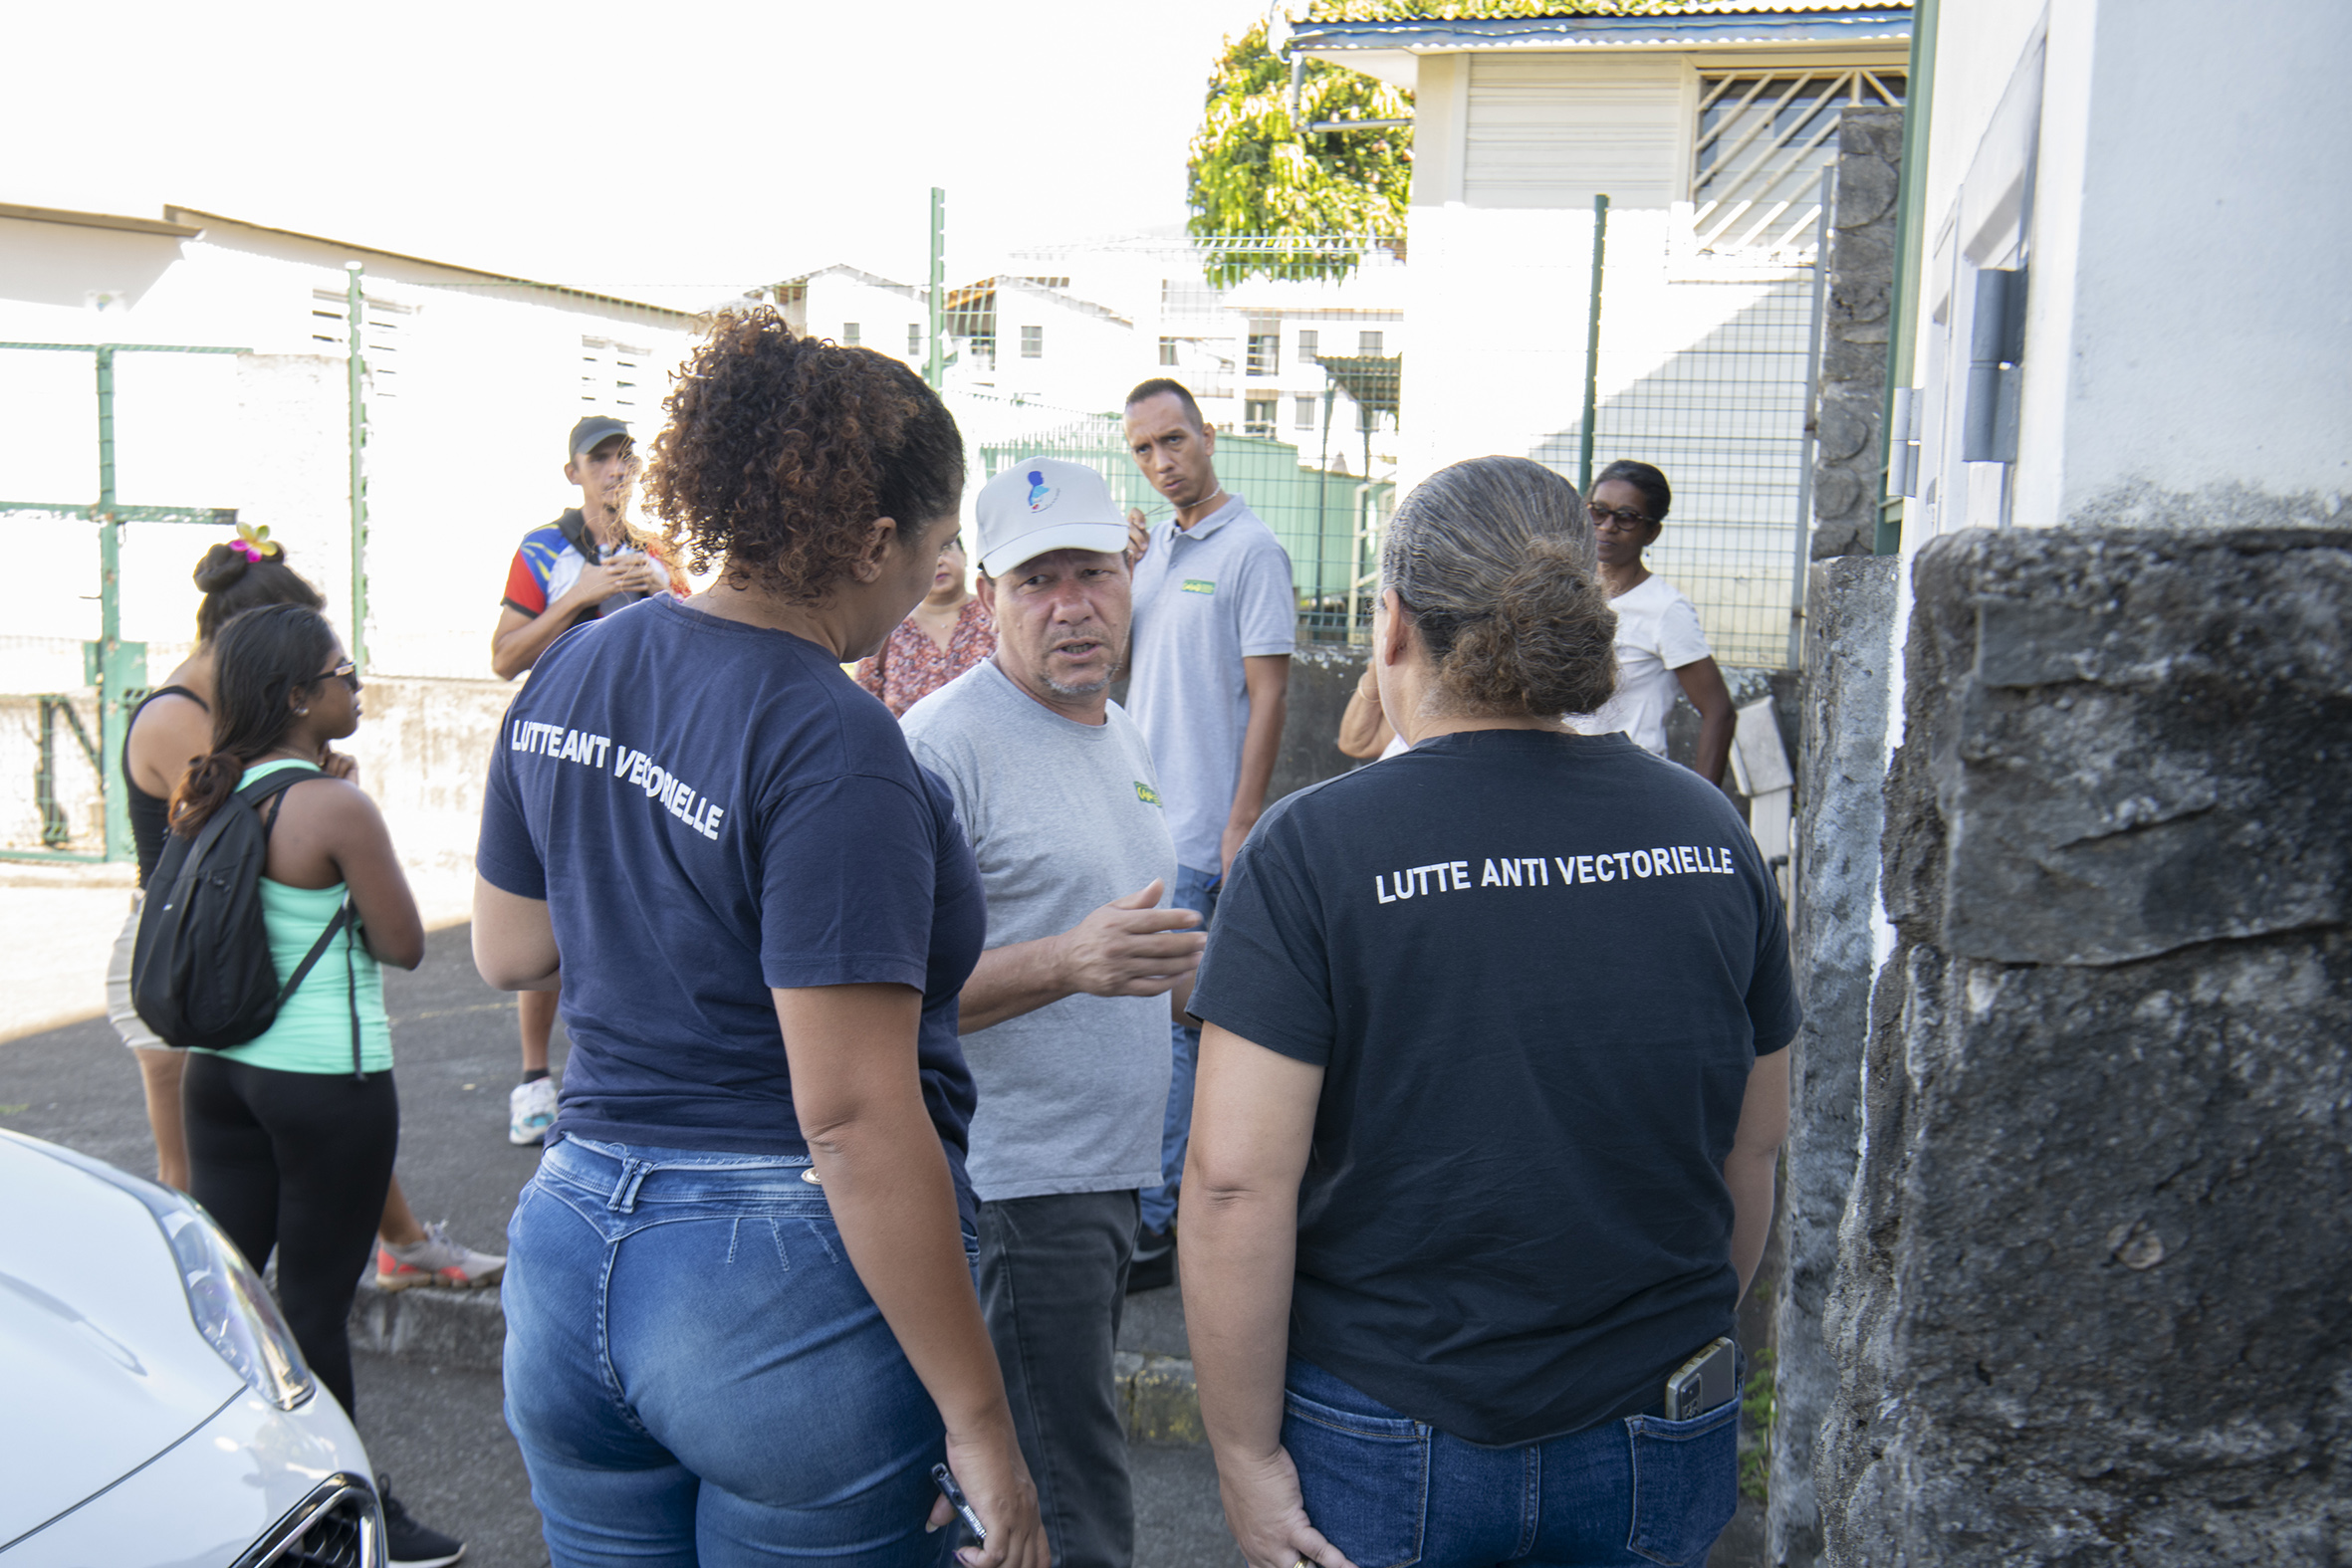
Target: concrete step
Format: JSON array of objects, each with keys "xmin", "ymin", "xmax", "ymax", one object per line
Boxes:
[
  {"xmin": 349, "ymin": 1277, "xmax": 506, "ymax": 1371},
  {"xmin": 349, "ymin": 1281, "xmax": 1210, "ymax": 1447}
]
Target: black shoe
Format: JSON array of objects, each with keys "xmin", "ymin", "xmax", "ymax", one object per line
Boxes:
[
  {"xmin": 378, "ymin": 1474, "xmax": 465, "ymax": 1567},
  {"xmin": 1127, "ymin": 1225, "xmax": 1175, "ymax": 1293}
]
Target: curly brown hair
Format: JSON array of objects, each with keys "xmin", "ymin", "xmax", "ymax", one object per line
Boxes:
[{"xmin": 642, "ymin": 308, "xmax": 965, "ymax": 601}]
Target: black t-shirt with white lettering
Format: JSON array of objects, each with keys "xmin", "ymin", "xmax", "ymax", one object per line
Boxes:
[{"xmin": 1188, "ymin": 727, "xmax": 1797, "ymax": 1447}]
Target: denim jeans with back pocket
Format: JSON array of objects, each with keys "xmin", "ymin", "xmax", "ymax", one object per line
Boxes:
[
  {"xmin": 1282, "ymin": 1356, "xmax": 1740, "ymax": 1568},
  {"xmin": 502, "ymin": 1136, "xmax": 971, "ymax": 1568}
]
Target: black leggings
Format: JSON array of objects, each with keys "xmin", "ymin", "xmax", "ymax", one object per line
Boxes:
[{"xmin": 182, "ymin": 1053, "xmax": 398, "ymax": 1419}]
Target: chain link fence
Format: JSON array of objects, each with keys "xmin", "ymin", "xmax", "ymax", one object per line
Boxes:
[{"xmin": 1534, "ymin": 262, "xmax": 1822, "ymax": 670}]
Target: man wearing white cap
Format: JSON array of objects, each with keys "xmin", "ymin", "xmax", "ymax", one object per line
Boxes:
[{"xmin": 900, "ymin": 456, "xmax": 1205, "ymax": 1568}]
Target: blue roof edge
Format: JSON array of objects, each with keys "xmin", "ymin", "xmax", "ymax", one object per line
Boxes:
[{"xmin": 1292, "ymin": 9, "xmax": 1911, "ymax": 51}]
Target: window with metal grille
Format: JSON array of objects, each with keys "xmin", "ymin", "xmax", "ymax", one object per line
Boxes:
[
  {"xmin": 841, "ymin": 322, "xmax": 860, "ymax": 345},
  {"xmin": 1298, "ymin": 329, "xmax": 1319, "ymax": 363},
  {"xmin": 315, "ymin": 291, "xmax": 410, "ymax": 397},
  {"xmin": 1159, "ymin": 336, "xmax": 1179, "ymax": 366},
  {"xmin": 1357, "ymin": 330, "xmax": 1384, "ymax": 356},
  {"xmin": 1244, "ymin": 397, "xmax": 1278, "ymax": 436},
  {"xmin": 1021, "ymin": 325, "xmax": 1043, "ymax": 358},
  {"xmin": 908, "ymin": 323, "xmax": 923, "ymax": 357},
  {"xmin": 1295, "ymin": 394, "xmax": 1317, "ymax": 430},
  {"xmin": 580, "ymin": 336, "xmax": 649, "ymax": 410},
  {"xmin": 1693, "ymin": 69, "xmax": 1905, "ymax": 254},
  {"xmin": 1247, "ymin": 334, "xmax": 1280, "ymax": 377}
]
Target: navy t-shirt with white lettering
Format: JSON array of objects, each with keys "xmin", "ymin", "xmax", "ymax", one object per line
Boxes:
[
  {"xmin": 1187, "ymin": 727, "xmax": 1798, "ymax": 1447},
  {"xmin": 476, "ymin": 596, "xmax": 986, "ymax": 1222}
]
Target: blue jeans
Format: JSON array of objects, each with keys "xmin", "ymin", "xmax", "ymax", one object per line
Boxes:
[
  {"xmin": 502, "ymin": 1136, "xmax": 966, "ymax": 1567},
  {"xmin": 1140, "ymin": 863, "xmax": 1220, "ymax": 1233},
  {"xmin": 1282, "ymin": 1358, "xmax": 1741, "ymax": 1568}
]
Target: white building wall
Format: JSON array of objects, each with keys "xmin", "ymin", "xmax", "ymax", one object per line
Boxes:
[
  {"xmin": 0, "ymin": 212, "xmax": 698, "ymax": 694},
  {"xmin": 802, "ymin": 272, "xmax": 927, "ymax": 366},
  {"xmin": 1905, "ymin": 0, "xmax": 2352, "ymax": 543},
  {"xmin": 989, "ymin": 285, "xmax": 1141, "ymax": 413}
]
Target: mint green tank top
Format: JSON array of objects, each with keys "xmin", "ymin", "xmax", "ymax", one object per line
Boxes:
[{"xmin": 196, "ymin": 760, "xmax": 394, "ymax": 1075}]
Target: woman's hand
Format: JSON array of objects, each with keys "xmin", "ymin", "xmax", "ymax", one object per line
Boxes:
[
  {"xmin": 926, "ymin": 1419, "xmax": 1047, "ymax": 1568},
  {"xmin": 318, "ymin": 745, "xmax": 358, "ymax": 784},
  {"xmin": 1215, "ymin": 1446, "xmax": 1357, "ymax": 1568}
]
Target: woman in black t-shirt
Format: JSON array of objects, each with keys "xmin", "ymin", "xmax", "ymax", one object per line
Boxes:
[{"xmin": 1180, "ymin": 455, "xmax": 1796, "ymax": 1568}]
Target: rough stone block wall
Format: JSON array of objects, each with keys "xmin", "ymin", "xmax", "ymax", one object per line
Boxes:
[
  {"xmin": 1771, "ymin": 556, "xmax": 1898, "ymax": 1566},
  {"xmin": 1818, "ymin": 528, "xmax": 2352, "ymax": 1564},
  {"xmin": 1810, "ymin": 108, "xmax": 1901, "ymax": 560}
]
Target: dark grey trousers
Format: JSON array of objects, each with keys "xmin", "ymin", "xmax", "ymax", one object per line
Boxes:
[{"xmin": 976, "ymin": 1189, "xmax": 1139, "ymax": 1568}]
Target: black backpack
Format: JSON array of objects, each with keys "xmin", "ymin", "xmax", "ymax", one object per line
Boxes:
[{"xmin": 131, "ymin": 767, "xmax": 362, "ymax": 1073}]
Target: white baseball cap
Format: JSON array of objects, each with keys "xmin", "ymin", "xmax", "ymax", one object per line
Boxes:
[{"xmin": 975, "ymin": 457, "xmax": 1129, "ymax": 578}]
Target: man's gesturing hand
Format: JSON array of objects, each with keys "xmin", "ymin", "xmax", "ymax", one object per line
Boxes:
[{"xmin": 1055, "ymin": 879, "xmax": 1205, "ymax": 999}]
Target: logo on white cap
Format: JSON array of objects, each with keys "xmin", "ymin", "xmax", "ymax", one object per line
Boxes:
[{"xmin": 1026, "ymin": 471, "xmax": 1059, "ymax": 513}]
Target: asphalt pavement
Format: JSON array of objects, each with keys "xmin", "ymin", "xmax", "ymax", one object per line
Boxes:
[{"xmin": 2, "ymin": 921, "xmax": 1241, "ymax": 1568}]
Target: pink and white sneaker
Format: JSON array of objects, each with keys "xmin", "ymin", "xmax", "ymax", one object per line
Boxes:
[{"xmin": 375, "ymin": 1221, "xmax": 506, "ymax": 1291}]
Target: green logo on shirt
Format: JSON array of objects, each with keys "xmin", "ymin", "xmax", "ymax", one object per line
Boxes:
[
  {"xmin": 1180, "ymin": 578, "xmax": 1216, "ymax": 595},
  {"xmin": 1134, "ymin": 782, "xmax": 1162, "ymax": 806}
]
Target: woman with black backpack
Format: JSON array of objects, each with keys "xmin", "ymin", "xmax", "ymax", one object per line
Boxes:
[
  {"xmin": 165, "ymin": 601, "xmax": 464, "ymax": 1567},
  {"xmin": 114, "ymin": 538, "xmax": 503, "ymax": 1290}
]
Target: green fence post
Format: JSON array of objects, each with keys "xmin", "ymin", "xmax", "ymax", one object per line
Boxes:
[
  {"xmin": 926, "ymin": 189, "xmax": 946, "ymax": 389},
  {"xmin": 347, "ymin": 263, "xmax": 369, "ymax": 668},
  {"xmin": 1578, "ymin": 194, "xmax": 1611, "ymax": 495},
  {"xmin": 92, "ymin": 344, "xmax": 145, "ymax": 863}
]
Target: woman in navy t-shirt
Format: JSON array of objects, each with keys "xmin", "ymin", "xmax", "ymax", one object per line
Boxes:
[
  {"xmin": 474, "ymin": 310, "xmax": 1045, "ymax": 1568},
  {"xmin": 1179, "ymin": 456, "xmax": 1797, "ymax": 1568}
]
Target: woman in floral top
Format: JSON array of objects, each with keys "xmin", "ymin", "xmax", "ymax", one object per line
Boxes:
[{"xmin": 854, "ymin": 530, "xmax": 997, "ymax": 716}]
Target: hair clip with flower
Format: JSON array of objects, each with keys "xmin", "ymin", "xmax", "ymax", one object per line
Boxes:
[{"xmin": 229, "ymin": 522, "xmax": 283, "ymax": 563}]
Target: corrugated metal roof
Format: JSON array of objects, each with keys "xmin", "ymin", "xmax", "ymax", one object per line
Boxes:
[{"xmin": 1293, "ymin": 6, "xmax": 1910, "ymax": 52}]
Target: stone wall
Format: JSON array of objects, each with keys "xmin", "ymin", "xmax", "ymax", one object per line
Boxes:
[
  {"xmin": 1770, "ymin": 556, "xmax": 1897, "ymax": 1566},
  {"xmin": 1809, "ymin": 108, "xmax": 1902, "ymax": 560},
  {"xmin": 1818, "ymin": 527, "xmax": 2352, "ymax": 1564},
  {"xmin": 343, "ymin": 674, "xmax": 518, "ymax": 925},
  {"xmin": 1268, "ymin": 642, "xmax": 1374, "ymax": 805}
]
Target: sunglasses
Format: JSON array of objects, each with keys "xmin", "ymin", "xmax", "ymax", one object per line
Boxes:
[
  {"xmin": 1588, "ymin": 503, "xmax": 1656, "ymax": 532},
  {"xmin": 316, "ymin": 660, "xmax": 360, "ymax": 692}
]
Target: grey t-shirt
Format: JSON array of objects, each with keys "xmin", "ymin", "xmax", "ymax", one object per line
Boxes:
[
  {"xmin": 1126, "ymin": 493, "xmax": 1296, "ymax": 872},
  {"xmin": 901, "ymin": 659, "xmax": 1180, "ymax": 1202}
]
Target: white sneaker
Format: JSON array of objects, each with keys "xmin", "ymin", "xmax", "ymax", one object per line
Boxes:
[
  {"xmin": 508, "ymin": 1077, "xmax": 558, "ymax": 1146},
  {"xmin": 375, "ymin": 1221, "xmax": 506, "ymax": 1292}
]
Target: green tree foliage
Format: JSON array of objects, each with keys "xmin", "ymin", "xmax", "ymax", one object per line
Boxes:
[{"xmin": 1185, "ymin": 20, "xmax": 1411, "ymax": 285}]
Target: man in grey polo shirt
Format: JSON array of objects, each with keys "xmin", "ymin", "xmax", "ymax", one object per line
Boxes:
[
  {"xmin": 1120, "ymin": 377, "xmax": 1294, "ymax": 1280},
  {"xmin": 901, "ymin": 456, "xmax": 1206, "ymax": 1568}
]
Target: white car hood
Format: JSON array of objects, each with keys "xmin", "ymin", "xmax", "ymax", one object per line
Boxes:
[{"xmin": 0, "ymin": 1138, "xmax": 245, "ymax": 1545}]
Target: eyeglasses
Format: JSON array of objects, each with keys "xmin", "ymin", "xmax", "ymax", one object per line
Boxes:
[
  {"xmin": 316, "ymin": 661, "xmax": 360, "ymax": 692},
  {"xmin": 1588, "ymin": 503, "xmax": 1655, "ymax": 532}
]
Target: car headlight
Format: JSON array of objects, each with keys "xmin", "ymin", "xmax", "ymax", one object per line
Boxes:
[{"xmin": 31, "ymin": 1140, "xmax": 317, "ymax": 1412}]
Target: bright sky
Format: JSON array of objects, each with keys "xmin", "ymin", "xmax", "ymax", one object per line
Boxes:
[{"xmin": 11, "ymin": 0, "xmax": 1278, "ymax": 306}]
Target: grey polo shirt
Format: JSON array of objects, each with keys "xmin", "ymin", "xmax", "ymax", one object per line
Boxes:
[
  {"xmin": 1125, "ymin": 493, "xmax": 1296, "ymax": 872},
  {"xmin": 901, "ymin": 659, "xmax": 1178, "ymax": 1201}
]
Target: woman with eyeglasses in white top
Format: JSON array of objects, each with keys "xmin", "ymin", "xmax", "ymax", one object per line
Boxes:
[{"xmin": 1566, "ymin": 460, "xmax": 1737, "ymax": 789}]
